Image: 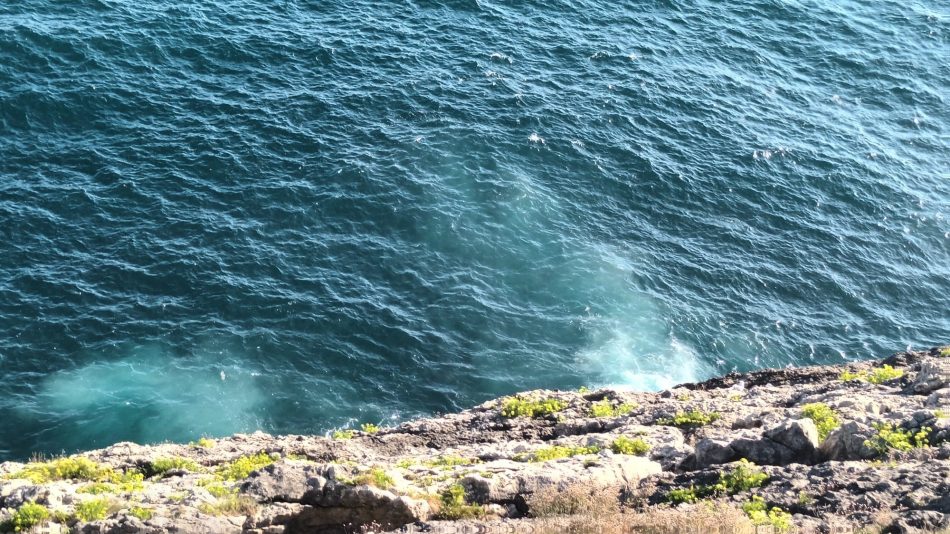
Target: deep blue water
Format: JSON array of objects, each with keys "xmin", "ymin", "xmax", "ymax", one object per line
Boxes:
[{"xmin": 0, "ymin": 0, "xmax": 947, "ymax": 460}]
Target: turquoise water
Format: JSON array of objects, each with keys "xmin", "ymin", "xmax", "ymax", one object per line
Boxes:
[{"xmin": 0, "ymin": 0, "xmax": 947, "ymax": 460}]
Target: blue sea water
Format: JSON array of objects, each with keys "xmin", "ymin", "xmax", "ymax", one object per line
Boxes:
[{"xmin": 0, "ymin": 0, "xmax": 947, "ymax": 460}]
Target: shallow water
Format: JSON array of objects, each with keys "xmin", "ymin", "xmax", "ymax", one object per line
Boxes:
[{"xmin": 0, "ymin": 0, "xmax": 947, "ymax": 459}]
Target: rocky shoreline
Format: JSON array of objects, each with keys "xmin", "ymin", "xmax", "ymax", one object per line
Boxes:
[{"xmin": 2, "ymin": 346, "xmax": 949, "ymax": 534}]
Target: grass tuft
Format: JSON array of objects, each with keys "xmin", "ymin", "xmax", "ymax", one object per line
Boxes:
[
  {"xmin": 11, "ymin": 502, "xmax": 50, "ymax": 532},
  {"xmin": 128, "ymin": 506, "xmax": 153, "ymax": 521},
  {"xmin": 150, "ymin": 457, "xmax": 201, "ymax": 477},
  {"xmin": 436, "ymin": 484, "xmax": 485, "ymax": 520},
  {"xmin": 865, "ymin": 422, "xmax": 930, "ymax": 455},
  {"xmin": 74, "ymin": 498, "xmax": 110, "ymax": 522},
  {"xmin": 350, "ymin": 467, "xmax": 395, "ymax": 489},
  {"xmin": 515, "ymin": 445, "xmax": 601, "ymax": 463},
  {"xmin": 360, "ymin": 423, "xmax": 381, "ymax": 434},
  {"xmin": 742, "ymin": 496, "xmax": 792, "ymax": 532},
  {"xmin": 331, "ymin": 429, "xmax": 356, "ymax": 440},
  {"xmin": 839, "ymin": 365, "xmax": 904, "ymax": 384},
  {"xmin": 589, "ymin": 400, "xmax": 637, "ymax": 418}
]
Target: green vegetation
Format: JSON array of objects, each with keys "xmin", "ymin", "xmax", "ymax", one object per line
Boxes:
[
  {"xmin": 11, "ymin": 502, "xmax": 50, "ymax": 532},
  {"xmin": 515, "ymin": 445, "xmax": 601, "ymax": 463},
  {"xmin": 658, "ymin": 410, "xmax": 721, "ymax": 427},
  {"xmin": 667, "ymin": 486, "xmax": 699, "ymax": 504},
  {"xmin": 865, "ymin": 422, "xmax": 930, "ymax": 455},
  {"xmin": 937, "ymin": 346, "xmax": 950, "ymax": 357},
  {"xmin": 216, "ymin": 452, "xmax": 276, "ymax": 481},
  {"xmin": 839, "ymin": 365, "xmax": 904, "ymax": 384},
  {"xmin": 74, "ymin": 498, "xmax": 110, "ymax": 522},
  {"xmin": 332, "ymin": 429, "xmax": 356, "ymax": 440},
  {"xmin": 742, "ymin": 496, "xmax": 792, "ymax": 532},
  {"xmin": 7, "ymin": 456, "xmax": 114, "ymax": 484},
  {"xmin": 935, "ymin": 410, "xmax": 948, "ymax": 419},
  {"xmin": 198, "ymin": 494, "xmax": 257, "ymax": 516},
  {"xmin": 424, "ymin": 455, "xmax": 478, "ymax": 468},
  {"xmin": 801, "ymin": 402, "xmax": 841, "ymax": 442},
  {"xmin": 676, "ymin": 392, "xmax": 691, "ymax": 401},
  {"xmin": 588, "ymin": 400, "xmax": 637, "ymax": 418},
  {"xmin": 798, "ymin": 491, "xmax": 814, "ymax": 505},
  {"xmin": 436, "ymin": 484, "xmax": 485, "ymax": 520},
  {"xmin": 129, "ymin": 506, "xmax": 153, "ymax": 521},
  {"xmin": 610, "ymin": 436, "xmax": 650, "ymax": 456},
  {"xmin": 350, "ymin": 467, "xmax": 394, "ymax": 489},
  {"xmin": 191, "ymin": 437, "xmax": 216, "ymax": 448},
  {"xmin": 77, "ymin": 471, "xmax": 145, "ymax": 495},
  {"xmin": 665, "ymin": 459, "xmax": 768, "ymax": 503},
  {"xmin": 150, "ymin": 457, "xmax": 201, "ymax": 477},
  {"xmin": 728, "ymin": 393, "xmax": 743, "ymax": 402},
  {"xmin": 360, "ymin": 423, "xmax": 381, "ymax": 434},
  {"xmin": 501, "ymin": 396, "xmax": 568, "ymax": 418},
  {"xmin": 577, "ymin": 386, "xmax": 590, "ymax": 393},
  {"xmin": 198, "ymin": 478, "xmax": 236, "ymax": 498}
]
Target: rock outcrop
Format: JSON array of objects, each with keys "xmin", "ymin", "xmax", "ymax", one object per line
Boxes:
[{"xmin": 0, "ymin": 346, "xmax": 948, "ymax": 533}]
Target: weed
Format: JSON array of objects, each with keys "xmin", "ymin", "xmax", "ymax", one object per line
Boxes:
[
  {"xmin": 74, "ymin": 498, "xmax": 110, "ymax": 522},
  {"xmin": 216, "ymin": 452, "xmax": 276, "ymax": 481},
  {"xmin": 191, "ymin": 437, "xmax": 215, "ymax": 448},
  {"xmin": 150, "ymin": 457, "xmax": 200, "ymax": 477},
  {"xmin": 578, "ymin": 386, "xmax": 590, "ymax": 393},
  {"xmin": 658, "ymin": 410, "xmax": 721, "ymax": 427},
  {"xmin": 935, "ymin": 410, "xmax": 948, "ymax": 419},
  {"xmin": 11, "ymin": 502, "xmax": 49, "ymax": 532},
  {"xmin": 198, "ymin": 479, "xmax": 235, "ymax": 498},
  {"xmin": 728, "ymin": 393, "xmax": 743, "ymax": 402},
  {"xmin": 676, "ymin": 393, "xmax": 691, "ymax": 401},
  {"xmin": 938, "ymin": 347, "xmax": 950, "ymax": 357},
  {"xmin": 801, "ymin": 402, "xmax": 841, "ymax": 442},
  {"xmin": 515, "ymin": 445, "xmax": 601, "ymax": 463},
  {"xmin": 501, "ymin": 396, "xmax": 567, "ymax": 418},
  {"xmin": 436, "ymin": 484, "xmax": 485, "ymax": 520},
  {"xmin": 129, "ymin": 506, "xmax": 153, "ymax": 521},
  {"xmin": 797, "ymin": 491, "xmax": 814, "ymax": 505},
  {"xmin": 395, "ymin": 459, "xmax": 414, "ymax": 469},
  {"xmin": 711, "ymin": 459, "xmax": 769, "ymax": 493},
  {"xmin": 361, "ymin": 423, "xmax": 380, "ymax": 434},
  {"xmin": 865, "ymin": 422, "xmax": 930, "ymax": 455},
  {"xmin": 589, "ymin": 400, "xmax": 637, "ymax": 418},
  {"xmin": 742, "ymin": 496, "xmax": 792, "ymax": 532},
  {"xmin": 610, "ymin": 436, "xmax": 650, "ymax": 456},
  {"xmin": 332, "ymin": 429, "xmax": 355, "ymax": 440}
]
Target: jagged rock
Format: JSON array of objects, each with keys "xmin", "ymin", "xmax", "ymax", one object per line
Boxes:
[
  {"xmin": 242, "ymin": 463, "xmax": 328, "ymax": 503},
  {"xmin": 820, "ymin": 421, "xmax": 876, "ymax": 461},
  {"xmin": 763, "ymin": 418, "xmax": 819, "ymax": 461},
  {"xmin": 909, "ymin": 359, "xmax": 950, "ymax": 394},
  {"xmin": 694, "ymin": 438, "xmax": 736, "ymax": 467}
]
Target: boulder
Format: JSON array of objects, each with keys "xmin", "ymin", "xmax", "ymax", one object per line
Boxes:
[
  {"xmin": 821, "ymin": 422, "xmax": 876, "ymax": 461},
  {"xmin": 909, "ymin": 360, "xmax": 950, "ymax": 395}
]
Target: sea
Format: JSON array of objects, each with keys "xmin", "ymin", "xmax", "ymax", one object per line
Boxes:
[{"xmin": 0, "ymin": 0, "xmax": 947, "ymax": 460}]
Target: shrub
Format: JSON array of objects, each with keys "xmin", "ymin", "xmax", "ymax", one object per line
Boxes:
[
  {"xmin": 8, "ymin": 457, "xmax": 114, "ymax": 484},
  {"xmin": 198, "ymin": 479, "xmax": 235, "ymax": 498},
  {"xmin": 865, "ymin": 423, "xmax": 930, "ymax": 455},
  {"xmin": 331, "ymin": 429, "xmax": 355, "ymax": 440},
  {"xmin": 351, "ymin": 467, "xmax": 394, "ymax": 489},
  {"xmin": 74, "ymin": 498, "xmax": 110, "ymax": 522},
  {"xmin": 128, "ymin": 506, "xmax": 153, "ymax": 521},
  {"xmin": 150, "ymin": 457, "xmax": 200, "ymax": 477},
  {"xmin": 658, "ymin": 410, "xmax": 721, "ymax": 427},
  {"xmin": 667, "ymin": 486, "xmax": 698, "ymax": 504},
  {"xmin": 216, "ymin": 452, "xmax": 276, "ymax": 481},
  {"xmin": 742, "ymin": 496, "xmax": 792, "ymax": 532},
  {"xmin": 501, "ymin": 396, "xmax": 567, "ymax": 418},
  {"xmin": 193, "ymin": 437, "xmax": 215, "ymax": 448},
  {"xmin": 839, "ymin": 365, "xmax": 904, "ymax": 384},
  {"xmin": 712, "ymin": 459, "xmax": 769, "ymax": 493},
  {"xmin": 11, "ymin": 502, "xmax": 50, "ymax": 532},
  {"xmin": 360, "ymin": 423, "xmax": 381, "ymax": 434},
  {"xmin": 610, "ymin": 436, "xmax": 650, "ymax": 456},
  {"xmin": 937, "ymin": 346, "xmax": 950, "ymax": 357},
  {"xmin": 78, "ymin": 471, "xmax": 145, "ymax": 494},
  {"xmin": 589, "ymin": 400, "xmax": 636, "ymax": 418},
  {"xmin": 801, "ymin": 402, "xmax": 841, "ymax": 442},
  {"xmin": 515, "ymin": 445, "xmax": 601, "ymax": 463},
  {"xmin": 436, "ymin": 484, "xmax": 485, "ymax": 520}
]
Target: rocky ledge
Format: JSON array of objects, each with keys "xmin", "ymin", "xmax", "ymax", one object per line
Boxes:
[{"xmin": 2, "ymin": 346, "xmax": 950, "ymax": 534}]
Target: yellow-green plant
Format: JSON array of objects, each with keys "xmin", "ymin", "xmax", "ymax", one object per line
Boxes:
[
  {"xmin": 515, "ymin": 445, "xmax": 601, "ymax": 463},
  {"xmin": 610, "ymin": 436, "xmax": 650, "ymax": 456},
  {"xmin": 128, "ymin": 506, "xmax": 153, "ymax": 521},
  {"xmin": 350, "ymin": 467, "xmax": 394, "ymax": 489},
  {"xmin": 150, "ymin": 457, "xmax": 200, "ymax": 477},
  {"xmin": 742, "ymin": 496, "xmax": 792, "ymax": 532},
  {"xmin": 839, "ymin": 365, "xmax": 904, "ymax": 384},
  {"xmin": 436, "ymin": 484, "xmax": 485, "ymax": 520},
  {"xmin": 423, "ymin": 455, "xmax": 478, "ymax": 468},
  {"xmin": 658, "ymin": 410, "xmax": 721, "ymax": 427},
  {"xmin": 331, "ymin": 429, "xmax": 355, "ymax": 440},
  {"xmin": 11, "ymin": 502, "xmax": 50, "ymax": 532},
  {"xmin": 198, "ymin": 494, "xmax": 257, "ymax": 516},
  {"xmin": 667, "ymin": 486, "xmax": 698, "ymax": 504},
  {"xmin": 864, "ymin": 423, "xmax": 930, "ymax": 455},
  {"xmin": 8, "ymin": 457, "xmax": 114, "ymax": 484},
  {"xmin": 74, "ymin": 498, "xmax": 110, "ymax": 522},
  {"xmin": 801, "ymin": 402, "xmax": 841, "ymax": 442},
  {"xmin": 216, "ymin": 452, "xmax": 276, "ymax": 481},
  {"xmin": 501, "ymin": 396, "xmax": 567, "ymax": 418},
  {"xmin": 588, "ymin": 400, "xmax": 636, "ymax": 418},
  {"xmin": 712, "ymin": 459, "xmax": 768, "ymax": 493},
  {"xmin": 937, "ymin": 346, "xmax": 950, "ymax": 357},
  {"xmin": 360, "ymin": 423, "xmax": 380, "ymax": 434}
]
